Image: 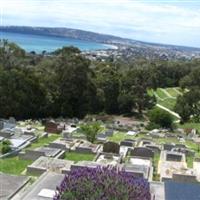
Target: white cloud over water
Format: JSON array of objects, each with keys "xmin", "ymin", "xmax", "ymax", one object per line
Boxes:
[{"xmin": 1, "ymin": 0, "xmax": 200, "ymax": 47}]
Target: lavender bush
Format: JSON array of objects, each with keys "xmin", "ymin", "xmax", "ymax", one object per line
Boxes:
[{"xmin": 54, "ymin": 166, "xmax": 151, "ymax": 200}]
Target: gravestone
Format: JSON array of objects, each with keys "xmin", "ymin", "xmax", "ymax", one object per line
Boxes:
[
  {"xmin": 0, "ymin": 121, "xmax": 3, "ymax": 130},
  {"xmin": 145, "ymin": 144, "xmax": 161, "ymax": 153},
  {"xmin": 105, "ymin": 129, "xmax": 114, "ymax": 137},
  {"xmin": 166, "ymin": 152, "xmax": 183, "ymax": 162},
  {"xmin": 163, "ymin": 144, "xmax": 175, "ymax": 151},
  {"xmin": 142, "ymin": 140, "xmax": 152, "ymax": 145},
  {"xmin": 130, "ymin": 147, "xmax": 154, "ymax": 158},
  {"xmin": 172, "ymin": 173, "xmax": 197, "ymax": 183},
  {"xmin": 103, "ymin": 141, "xmax": 120, "ymax": 154},
  {"xmin": 45, "ymin": 121, "xmax": 63, "ymax": 134},
  {"xmin": 120, "ymin": 140, "xmax": 135, "ymax": 147},
  {"xmin": 9, "ymin": 117, "xmax": 16, "ymax": 124}
]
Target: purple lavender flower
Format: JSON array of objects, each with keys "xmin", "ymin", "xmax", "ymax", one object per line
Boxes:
[{"xmin": 54, "ymin": 166, "xmax": 151, "ymax": 200}]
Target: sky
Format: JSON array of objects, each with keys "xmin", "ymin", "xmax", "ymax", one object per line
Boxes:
[{"xmin": 1, "ymin": 0, "xmax": 200, "ymax": 47}]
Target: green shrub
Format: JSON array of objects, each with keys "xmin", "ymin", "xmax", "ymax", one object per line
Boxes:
[
  {"xmin": 148, "ymin": 108, "xmax": 173, "ymax": 128},
  {"xmin": 1, "ymin": 145, "xmax": 12, "ymax": 154},
  {"xmin": 2, "ymin": 140, "xmax": 11, "ymax": 146},
  {"xmin": 146, "ymin": 122, "xmax": 160, "ymax": 130}
]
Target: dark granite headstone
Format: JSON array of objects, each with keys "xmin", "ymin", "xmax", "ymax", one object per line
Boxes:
[
  {"xmin": 130, "ymin": 147, "xmax": 154, "ymax": 158},
  {"xmin": 103, "ymin": 141, "xmax": 120, "ymax": 154}
]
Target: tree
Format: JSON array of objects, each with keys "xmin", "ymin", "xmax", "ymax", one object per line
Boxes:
[
  {"xmin": 95, "ymin": 64, "xmax": 120, "ymax": 114},
  {"xmin": 175, "ymin": 95, "xmax": 191, "ymax": 123},
  {"xmin": 80, "ymin": 122, "xmax": 102, "ymax": 143},
  {"xmin": 0, "ymin": 67, "xmax": 47, "ymax": 119},
  {"xmin": 121, "ymin": 68, "xmax": 156, "ymax": 114},
  {"xmin": 175, "ymin": 88, "xmax": 200, "ymax": 123},
  {"xmin": 53, "ymin": 48, "xmax": 99, "ymax": 118},
  {"xmin": 118, "ymin": 93, "xmax": 134, "ymax": 114},
  {"xmin": 148, "ymin": 108, "xmax": 173, "ymax": 128}
]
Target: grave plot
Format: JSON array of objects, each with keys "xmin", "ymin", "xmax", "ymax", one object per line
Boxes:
[
  {"xmin": 0, "ymin": 173, "xmax": 30, "ymax": 200},
  {"xmin": 17, "ymin": 172, "xmax": 64, "ymax": 200},
  {"xmin": 129, "ymin": 147, "xmax": 154, "ymax": 159},
  {"xmin": 48, "ymin": 138, "xmax": 75, "ymax": 151},
  {"xmin": 27, "ymin": 156, "xmax": 74, "ymax": 175},
  {"xmin": 119, "ymin": 139, "xmax": 136, "ymax": 157},
  {"xmin": 75, "ymin": 141, "xmax": 102, "ymax": 154},
  {"xmin": 70, "ymin": 160, "xmax": 106, "ymax": 170},
  {"xmin": 103, "ymin": 141, "xmax": 120, "ymax": 154},
  {"xmin": 95, "ymin": 152, "xmax": 122, "ymax": 166},
  {"xmin": 19, "ymin": 147, "xmax": 65, "ymax": 161},
  {"xmin": 193, "ymin": 158, "xmax": 200, "ymax": 181},
  {"xmin": 158, "ymin": 151, "xmax": 188, "ymax": 181},
  {"xmin": 123, "ymin": 157, "xmax": 153, "ymax": 181}
]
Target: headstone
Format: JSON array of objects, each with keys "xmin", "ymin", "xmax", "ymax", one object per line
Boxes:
[
  {"xmin": 45, "ymin": 121, "xmax": 63, "ymax": 134},
  {"xmin": 9, "ymin": 117, "xmax": 16, "ymax": 124},
  {"xmin": 145, "ymin": 145, "xmax": 161, "ymax": 153},
  {"xmin": 166, "ymin": 152, "xmax": 183, "ymax": 162},
  {"xmin": 0, "ymin": 121, "xmax": 3, "ymax": 130},
  {"xmin": 103, "ymin": 141, "xmax": 120, "ymax": 154},
  {"xmin": 163, "ymin": 144, "xmax": 175, "ymax": 151},
  {"xmin": 105, "ymin": 129, "xmax": 114, "ymax": 137},
  {"xmin": 130, "ymin": 147, "xmax": 154, "ymax": 158},
  {"xmin": 172, "ymin": 173, "xmax": 197, "ymax": 183},
  {"xmin": 120, "ymin": 140, "xmax": 135, "ymax": 147}
]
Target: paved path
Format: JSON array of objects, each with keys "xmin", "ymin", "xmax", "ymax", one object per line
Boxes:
[{"xmin": 156, "ymin": 104, "xmax": 181, "ymax": 119}]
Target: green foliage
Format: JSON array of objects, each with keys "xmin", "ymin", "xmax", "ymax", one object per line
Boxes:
[
  {"xmin": 146, "ymin": 122, "xmax": 161, "ymax": 130},
  {"xmin": 0, "ymin": 156, "xmax": 32, "ymax": 175},
  {"xmin": 148, "ymin": 108, "xmax": 173, "ymax": 128},
  {"xmin": 1, "ymin": 144, "xmax": 12, "ymax": 154},
  {"xmin": 80, "ymin": 122, "xmax": 102, "ymax": 143},
  {"xmin": 1, "ymin": 40, "xmax": 200, "ymax": 120},
  {"xmin": 1, "ymin": 139, "xmax": 12, "ymax": 154},
  {"xmin": 2, "ymin": 140, "xmax": 11, "ymax": 146},
  {"xmin": 175, "ymin": 88, "xmax": 200, "ymax": 123},
  {"xmin": 118, "ymin": 93, "xmax": 134, "ymax": 114},
  {"xmin": 64, "ymin": 152, "xmax": 95, "ymax": 163}
]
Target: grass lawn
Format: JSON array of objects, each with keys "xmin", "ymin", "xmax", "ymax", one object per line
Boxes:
[
  {"xmin": 186, "ymin": 156, "xmax": 194, "ymax": 168},
  {"xmin": 177, "ymin": 122, "xmax": 200, "ymax": 134},
  {"xmin": 64, "ymin": 152, "xmax": 95, "ymax": 163},
  {"xmin": 26, "ymin": 134, "xmax": 60, "ymax": 150},
  {"xmin": 155, "ymin": 88, "xmax": 168, "ymax": 99},
  {"xmin": 153, "ymin": 153, "xmax": 160, "ymax": 181},
  {"xmin": 166, "ymin": 88, "xmax": 181, "ymax": 98},
  {"xmin": 157, "ymin": 98, "xmax": 176, "ymax": 111},
  {"xmin": 0, "ymin": 156, "xmax": 32, "ymax": 175}
]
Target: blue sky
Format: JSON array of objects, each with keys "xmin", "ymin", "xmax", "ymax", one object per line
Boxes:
[{"xmin": 1, "ymin": 0, "xmax": 200, "ymax": 47}]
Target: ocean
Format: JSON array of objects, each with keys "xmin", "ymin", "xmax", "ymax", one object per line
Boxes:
[{"xmin": 0, "ymin": 31, "xmax": 112, "ymax": 53}]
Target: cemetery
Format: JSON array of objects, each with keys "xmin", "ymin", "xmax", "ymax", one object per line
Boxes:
[{"xmin": 0, "ymin": 117, "xmax": 200, "ymax": 199}]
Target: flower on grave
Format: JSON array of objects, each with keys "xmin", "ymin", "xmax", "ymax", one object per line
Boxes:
[{"xmin": 54, "ymin": 166, "xmax": 151, "ymax": 200}]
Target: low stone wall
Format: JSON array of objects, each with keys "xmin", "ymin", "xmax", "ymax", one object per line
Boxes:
[
  {"xmin": 48, "ymin": 142, "xmax": 70, "ymax": 151},
  {"xmin": 27, "ymin": 166, "xmax": 46, "ymax": 176}
]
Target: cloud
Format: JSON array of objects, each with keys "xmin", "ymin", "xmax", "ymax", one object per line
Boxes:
[{"xmin": 1, "ymin": 0, "xmax": 200, "ymax": 47}]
